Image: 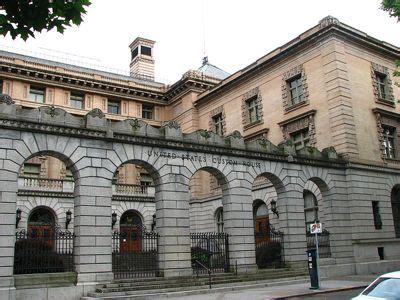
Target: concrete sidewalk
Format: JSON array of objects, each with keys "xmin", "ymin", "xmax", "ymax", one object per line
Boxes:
[{"xmin": 159, "ymin": 274, "xmax": 376, "ymax": 300}]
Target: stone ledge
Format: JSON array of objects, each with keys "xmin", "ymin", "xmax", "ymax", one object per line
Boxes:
[{"xmin": 14, "ymin": 272, "xmax": 77, "ymax": 288}]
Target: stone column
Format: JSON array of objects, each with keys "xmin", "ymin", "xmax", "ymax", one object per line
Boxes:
[
  {"xmin": 278, "ymin": 169, "xmax": 307, "ymax": 265},
  {"xmin": 223, "ymin": 176, "xmax": 257, "ymax": 273},
  {"xmin": 156, "ymin": 166, "xmax": 192, "ymax": 277},
  {"xmin": 74, "ymin": 171, "xmax": 113, "ymax": 284}
]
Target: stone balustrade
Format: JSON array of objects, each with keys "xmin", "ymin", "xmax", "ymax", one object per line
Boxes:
[
  {"xmin": 18, "ymin": 177, "xmax": 74, "ymax": 193},
  {"xmin": 112, "ymin": 184, "xmax": 155, "ymax": 197}
]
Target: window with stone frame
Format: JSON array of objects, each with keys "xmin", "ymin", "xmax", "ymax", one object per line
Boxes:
[
  {"xmin": 371, "ymin": 62, "xmax": 394, "ymax": 104},
  {"xmin": 29, "ymin": 86, "xmax": 45, "ymax": 103},
  {"xmin": 23, "ymin": 163, "xmax": 41, "ymax": 178},
  {"xmin": 291, "ymin": 128, "xmax": 310, "ymax": 150},
  {"xmin": 142, "ymin": 105, "xmax": 154, "ymax": 120},
  {"xmin": 241, "ymin": 87, "xmax": 263, "ymax": 129},
  {"xmin": 70, "ymin": 93, "xmax": 84, "ymax": 109},
  {"xmin": 372, "ymin": 201, "xmax": 383, "ymax": 230},
  {"xmin": 108, "ymin": 100, "xmax": 120, "ymax": 115},
  {"xmin": 375, "ymin": 110, "xmax": 400, "ymax": 160},
  {"xmin": 282, "ymin": 65, "xmax": 309, "ymax": 111},
  {"xmin": 279, "ymin": 110, "xmax": 316, "ymax": 149},
  {"xmin": 382, "ymin": 125, "xmax": 396, "ymax": 159},
  {"xmin": 209, "ymin": 106, "xmax": 226, "ymax": 136}
]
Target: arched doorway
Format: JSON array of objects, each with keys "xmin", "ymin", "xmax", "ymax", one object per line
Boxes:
[
  {"xmin": 254, "ymin": 202, "xmax": 270, "ymax": 244},
  {"xmin": 391, "ymin": 186, "xmax": 400, "ymax": 238},
  {"xmin": 120, "ymin": 210, "xmax": 143, "ymax": 253},
  {"xmin": 28, "ymin": 206, "xmax": 56, "ymax": 247}
]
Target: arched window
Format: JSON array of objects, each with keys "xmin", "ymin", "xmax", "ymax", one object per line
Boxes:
[
  {"xmin": 304, "ymin": 191, "xmax": 318, "ymax": 232},
  {"xmin": 391, "ymin": 186, "xmax": 400, "ymax": 238},
  {"xmin": 120, "ymin": 210, "xmax": 142, "ymax": 228},
  {"xmin": 215, "ymin": 207, "xmax": 224, "ymax": 233}
]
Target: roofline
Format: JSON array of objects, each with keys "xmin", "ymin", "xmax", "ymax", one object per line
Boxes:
[{"xmin": 195, "ymin": 16, "xmax": 400, "ymax": 106}]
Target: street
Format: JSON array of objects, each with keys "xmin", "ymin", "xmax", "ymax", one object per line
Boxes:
[{"xmin": 290, "ymin": 288, "xmax": 364, "ymax": 299}]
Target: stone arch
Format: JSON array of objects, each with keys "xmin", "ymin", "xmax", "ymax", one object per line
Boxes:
[
  {"xmin": 17, "ymin": 197, "xmax": 73, "ymax": 230},
  {"xmin": 112, "ymin": 202, "xmax": 155, "ymax": 230}
]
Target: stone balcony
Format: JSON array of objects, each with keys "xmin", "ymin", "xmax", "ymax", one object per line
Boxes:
[
  {"xmin": 112, "ymin": 184, "xmax": 155, "ymax": 202},
  {"xmin": 18, "ymin": 177, "xmax": 75, "ymax": 196}
]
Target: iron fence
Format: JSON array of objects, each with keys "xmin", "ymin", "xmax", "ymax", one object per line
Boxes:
[
  {"xmin": 14, "ymin": 228, "xmax": 74, "ymax": 274},
  {"xmin": 306, "ymin": 229, "xmax": 331, "ymax": 258},
  {"xmin": 190, "ymin": 232, "xmax": 229, "ymax": 274},
  {"xmin": 255, "ymin": 225, "xmax": 284, "ymax": 268},
  {"xmin": 112, "ymin": 227, "xmax": 159, "ymax": 279}
]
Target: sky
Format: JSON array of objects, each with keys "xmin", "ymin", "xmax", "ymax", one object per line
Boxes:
[{"xmin": 0, "ymin": 0, "xmax": 399, "ymax": 84}]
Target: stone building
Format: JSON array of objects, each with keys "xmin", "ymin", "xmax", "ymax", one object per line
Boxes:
[{"xmin": 0, "ymin": 16, "xmax": 399, "ymax": 299}]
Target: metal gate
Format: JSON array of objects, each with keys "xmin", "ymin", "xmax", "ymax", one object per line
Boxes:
[
  {"xmin": 14, "ymin": 227, "xmax": 74, "ymax": 274},
  {"xmin": 112, "ymin": 226, "xmax": 159, "ymax": 279},
  {"xmin": 190, "ymin": 232, "xmax": 229, "ymax": 274},
  {"xmin": 255, "ymin": 224, "xmax": 284, "ymax": 269}
]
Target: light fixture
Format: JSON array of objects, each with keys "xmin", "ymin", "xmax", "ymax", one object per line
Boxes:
[
  {"xmin": 15, "ymin": 208, "xmax": 21, "ymax": 228},
  {"xmin": 270, "ymin": 199, "xmax": 279, "ymax": 217},
  {"xmin": 151, "ymin": 214, "xmax": 156, "ymax": 231},
  {"xmin": 66, "ymin": 209, "xmax": 72, "ymax": 229},
  {"xmin": 112, "ymin": 211, "xmax": 117, "ymax": 229}
]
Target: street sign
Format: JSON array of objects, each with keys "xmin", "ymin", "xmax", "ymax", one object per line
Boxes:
[{"xmin": 310, "ymin": 222, "xmax": 322, "ymax": 234}]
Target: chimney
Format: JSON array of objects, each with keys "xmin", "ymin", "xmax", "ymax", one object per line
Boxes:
[{"xmin": 129, "ymin": 37, "xmax": 155, "ymax": 80}]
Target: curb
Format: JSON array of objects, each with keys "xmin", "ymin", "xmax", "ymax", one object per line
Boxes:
[{"xmin": 273, "ymin": 284, "xmax": 368, "ymax": 299}]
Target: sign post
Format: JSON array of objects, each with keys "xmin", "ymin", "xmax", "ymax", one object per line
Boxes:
[{"xmin": 310, "ymin": 222, "xmax": 322, "ymax": 288}]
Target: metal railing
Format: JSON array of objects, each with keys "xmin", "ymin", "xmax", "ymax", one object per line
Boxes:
[
  {"xmin": 255, "ymin": 225, "xmax": 285, "ymax": 269},
  {"xmin": 190, "ymin": 232, "xmax": 229, "ymax": 274},
  {"xmin": 306, "ymin": 229, "xmax": 331, "ymax": 258},
  {"xmin": 112, "ymin": 227, "xmax": 159, "ymax": 279},
  {"xmin": 14, "ymin": 228, "xmax": 74, "ymax": 274}
]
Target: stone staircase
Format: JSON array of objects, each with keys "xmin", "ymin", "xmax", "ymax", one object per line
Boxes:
[{"xmin": 82, "ymin": 268, "xmax": 309, "ymax": 299}]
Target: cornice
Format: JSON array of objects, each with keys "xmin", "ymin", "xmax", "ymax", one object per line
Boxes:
[
  {"xmin": 278, "ymin": 109, "xmax": 317, "ymax": 127},
  {"xmin": 195, "ymin": 20, "xmax": 400, "ymax": 107},
  {"xmin": 372, "ymin": 108, "xmax": 400, "ymax": 120},
  {"xmin": 0, "ymin": 61, "xmax": 167, "ymax": 103},
  {"xmin": 17, "ymin": 190, "xmax": 74, "ymax": 198}
]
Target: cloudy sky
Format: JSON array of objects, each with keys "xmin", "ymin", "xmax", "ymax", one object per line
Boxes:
[{"xmin": 0, "ymin": 0, "xmax": 399, "ymax": 83}]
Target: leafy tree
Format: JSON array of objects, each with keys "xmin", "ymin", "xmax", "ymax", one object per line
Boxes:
[
  {"xmin": 0, "ymin": 0, "xmax": 91, "ymax": 40},
  {"xmin": 381, "ymin": 0, "xmax": 400, "ymax": 21},
  {"xmin": 381, "ymin": 1, "xmax": 400, "ymax": 78}
]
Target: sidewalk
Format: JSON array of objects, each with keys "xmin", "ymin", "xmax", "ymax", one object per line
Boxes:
[{"xmin": 160, "ymin": 274, "xmax": 376, "ymax": 300}]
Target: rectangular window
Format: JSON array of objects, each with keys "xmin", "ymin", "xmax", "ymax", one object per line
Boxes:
[
  {"xmin": 70, "ymin": 93, "xmax": 84, "ymax": 109},
  {"xmin": 23, "ymin": 163, "xmax": 41, "ymax": 178},
  {"xmin": 246, "ymin": 96, "xmax": 259, "ymax": 123},
  {"xmin": 291, "ymin": 128, "xmax": 310, "ymax": 150},
  {"xmin": 29, "ymin": 87, "xmax": 45, "ymax": 103},
  {"xmin": 108, "ymin": 100, "xmax": 120, "ymax": 114},
  {"xmin": 131, "ymin": 47, "xmax": 138, "ymax": 59},
  {"xmin": 375, "ymin": 72, "xmax": 387, "ymax": 100},
  {"xmin": 382, "ymin": 126, "xmax": 396, "ymax": 159},
  {"xmin": 372, "ymin": 201, "xmax": 383, "ymax": 230},
  {"xmin": 212, "ymin": 113, "xmax": 224, "ymax": 135},
  {"xmin": 142, "ymin": 105, "xmax": 154, "ymax": 119},
  {"xmin": 288, "ymin": 76, "xmax": 304, "ymax": 105},
  {"xmin": 139, "ymin": 173, "xmax": 153, "ymax": 186},
  {"xmin": 141, "ymin": 46, "xmax": 152, "ymax": 56}
]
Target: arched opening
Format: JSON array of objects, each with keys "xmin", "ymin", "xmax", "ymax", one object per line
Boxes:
[
  {"xmin": 111, "ymin": 160, "xmax": 159, "ymax": 279},
  {"xmin": 251, "ymin": 174, "xmax": 284, "ymax": 269},
  {"xmin": 303, "ymin": 179, "xmax": 331, "ymax": 258},
  {"xmin": 15, "ymin": 152, "xmax": 76, "ymax": 275},
  {"xmin": 189, "ymin": 168, "xmax": 229, "ymax": 274},
  {"xmin": 391, "ymin": 185, "xmax": 400, "ymax": 238}
]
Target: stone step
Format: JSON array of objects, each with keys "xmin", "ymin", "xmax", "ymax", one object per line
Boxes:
[
  {"xmin": 96, "ymin": 272, "xmax": 308, "ymax": 295},
  {"xmin": 81, "ymin": 276, "xmax": 310, "ymax": 300},
  {"xmin": 100, "ymin": 270, "xmax": 306, "ymax": 291},
  {"xmin": 83, "ymin": 269, "xmax": 308, "ymax": 299}
]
